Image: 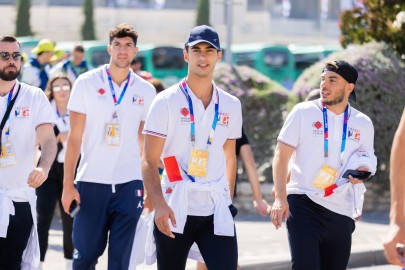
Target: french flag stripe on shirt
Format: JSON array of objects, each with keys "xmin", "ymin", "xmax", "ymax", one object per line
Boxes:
[{"xmin": 136, "ymin": 189, "xmax": 143, "ymax": 197}]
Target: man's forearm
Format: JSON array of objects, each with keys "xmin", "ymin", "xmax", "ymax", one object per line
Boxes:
[
  {"xmin": 38, "ymin": 137, "xmax": 57, "ymax": 173},
  {"xmin": 64, "ymin": 138, "xmax": 81, "ymax": 187},
  {"xmin": 142, "ymin": 160, "xmax": 166, "ymax": 207},
  {"xmin": 226, "ymin": 156, "xmax": 237, "ymax": 200}
]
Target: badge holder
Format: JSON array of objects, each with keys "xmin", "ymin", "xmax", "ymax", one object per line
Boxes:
[
  {"xmin": 188, "ymin": 149, "xmax": 209, "ymax": 178},
  {"xmin": 105, "ymin": 112, "xmax": 120, "ymax": 146},
  {"xmin": 312, "ymin": 164, "xmax": 338, "ymax": 190},
  {"xmin": 0, "ymin": 141, "xmax": 17, "ymax": 168}
]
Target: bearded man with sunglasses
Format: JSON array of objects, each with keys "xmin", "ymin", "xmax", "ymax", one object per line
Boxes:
[{"xmin": 0, "ymin": 35, "xmax": 57, "ymax": 269}]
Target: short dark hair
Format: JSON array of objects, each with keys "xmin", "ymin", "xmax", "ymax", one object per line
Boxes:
[
  {"xmin": 109, "ymin": 23, "xmax": 138, "ymax": 46},
  {"xmin": 0, "ymin": 35, "xmax": 21, "ymax": 48},
  {"xmin": 73, "ymin": 44, "xmax": 85, "ymax": 53}
]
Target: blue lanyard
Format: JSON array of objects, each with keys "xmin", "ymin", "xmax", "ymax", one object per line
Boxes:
[
  {"xmin": 5, "ymin": 85, "xmax": 16, "ymax": 135},
  {"xmin": 322, "ymin": 104, "xmax": 349, "ymax": 164},
  {"xmin": 106, "ymin": 66, "xmax": 130, "ymax": 116},
  {"xmin": 179, "ymin": 80, "xmax": 219, "ymax": 147}
]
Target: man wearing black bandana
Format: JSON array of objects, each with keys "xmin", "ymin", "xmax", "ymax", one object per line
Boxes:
[{"xmin": 271, "ymin": 60, "xmax": 377, "ymax": 270}]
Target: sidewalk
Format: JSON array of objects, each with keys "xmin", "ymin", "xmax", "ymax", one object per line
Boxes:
[{"xmin": 41, "ymin": 211, "xmax": 389, "ymax": 270}]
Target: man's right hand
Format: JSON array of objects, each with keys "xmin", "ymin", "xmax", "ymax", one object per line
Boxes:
[
  {"xmin": 270, "ymin": 196, "xmax": 289, "ymax": 230},
  {"xmin": 62, "ymin": 184, "xmax": 81, "ymax": 214},
  {"xmin": 383, "ymin": 222, "xmax": 405, "ymax": 267},
  {"xmin": 154, "ymin": 202, "xmax": 177, "ymax": 238}
]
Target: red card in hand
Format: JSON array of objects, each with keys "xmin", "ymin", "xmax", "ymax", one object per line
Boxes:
[{"xmin": 163, "ymin": 156, "xmax": 183, "ymax": 182}]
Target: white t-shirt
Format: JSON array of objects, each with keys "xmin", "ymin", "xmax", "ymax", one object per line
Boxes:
[
  {"xmin": 278, "ymin": 99, "xmax": 376, "ymax": 217},
  {"xmin": 21, "ymin": 61, "xmax": 51, "ymax": 89},
  {"xmin": 50, "ymin": 100, "xmax": 70, "ymax": 163},
  {"xmin": 0, "ymin": 81, "xmax": 56, "ymax": 190},
  {"xmin": 67, "ymin": 65, "xmax": 156, "ymax": 184},
  {"xmin": 143, "ymin": 81, "xmax": 242, "ymax": 216}
]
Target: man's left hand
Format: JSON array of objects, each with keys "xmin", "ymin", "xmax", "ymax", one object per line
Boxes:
[
  {"xmin": 348, "ymin": 166, "xmax": 369, "ymax": 184},
  {"xmin": 27, "ymin": 167, "xmax": 48, "ymax": 188}
]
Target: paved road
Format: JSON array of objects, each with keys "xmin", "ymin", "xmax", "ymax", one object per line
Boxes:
[{"xmin": 41, "ymin": 211, "xmax": 390, "ymax": 270}]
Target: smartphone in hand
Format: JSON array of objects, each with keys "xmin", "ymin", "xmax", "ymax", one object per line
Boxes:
[
  {"xmin": 69, "ymin": 200, "xmax": 80, "ymax": 218},
  {"xmin": 342, "ymin": 169, "xmax": 372, "ymax": 180}
]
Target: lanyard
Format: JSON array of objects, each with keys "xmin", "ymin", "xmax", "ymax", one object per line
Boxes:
[
  {"xmin": 179, "ymin": 80, "xmax": 219, "ymax": 147},
  {"xmin": 322, "ymin": 104, "xmax": 349, "ymax": 164},
  {"xmin": 5, "ymin": 84, "xmax": 16, "ymax": 135},
  {"xmin": 56, "ymin": 108, "xmax": 68, "ymax": 125},
  {"xmin": 106, "ymin": 66, "xmax": 130, "ymax": 117}
]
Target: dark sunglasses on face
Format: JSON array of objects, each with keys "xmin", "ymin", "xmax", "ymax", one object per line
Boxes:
[{"xmin": 0, "ymin": 52, "xmax": 22, "ymax": 61}]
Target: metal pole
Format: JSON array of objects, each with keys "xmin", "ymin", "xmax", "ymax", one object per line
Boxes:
[{"xmin": 225, "ymin": 0, "xmax": 233, "ymax": 66}]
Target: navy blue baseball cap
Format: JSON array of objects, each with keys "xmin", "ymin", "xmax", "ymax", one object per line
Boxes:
[{"xmin": 185, "ymin": 25, "xmax": 221, "ymax": 50}]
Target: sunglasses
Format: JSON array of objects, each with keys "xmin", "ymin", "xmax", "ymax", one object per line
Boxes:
[
  {"xmin": 0, "ymin": 52, "xmax": 22, "ymax": 61},
  {"xmin": 53, "ymin": 85, "xmax": 71, "ymax": 92}
]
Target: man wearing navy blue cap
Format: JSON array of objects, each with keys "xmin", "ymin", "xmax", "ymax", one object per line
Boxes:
[
  {"xmin": 271, "ymin": 60, "xmax": 377, "ymax": 270},
  {"xmin": 142, "ymin": 25, "xmax": 242, "ymax": 269}
]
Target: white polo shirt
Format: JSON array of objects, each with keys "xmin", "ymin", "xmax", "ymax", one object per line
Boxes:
[
  {"xmin": 278, "ymin": 99, "xmax": 377, "ymax": 218},
  {"xmin": 67, "ymin": 65, "xmax": 156, "ymax": 184},
  {"xmin": 0, "ymin": 81, "xmax": 56, "ymax": 190},
  {"xmin": 144, "ymin": 81, "xmax": 242, "ymax": 216}
]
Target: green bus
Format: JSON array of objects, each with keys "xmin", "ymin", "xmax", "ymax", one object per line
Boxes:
[
  {"xmin": 55, "ymin": 42, "xmax": 187, "ymax": 87},
  {"xmin": 136, "ymin": 44, "xmax": 187, "ymax": 87},
  {"xmin": 231, "ymin": 43, "xmax": 341, "ymax": 89}
]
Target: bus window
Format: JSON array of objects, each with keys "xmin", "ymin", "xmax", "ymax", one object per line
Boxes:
[
  {"xmin": 293, "ymin": 52, "xmax": 323, "ymax": 75},
  {"xmin": 234, "ymin": 52, "xmax": 256, "ymax": 68},
  {"xmin": 152, "ymin": 47, "xmax": 185, "ymax": 69},
  {"xmin": 90, "ymin": 49, "xmax": 110, "ymax": 67},
  {"xmin": 264, "ymin": 50, "xmax": 289, "ymax": 67}
]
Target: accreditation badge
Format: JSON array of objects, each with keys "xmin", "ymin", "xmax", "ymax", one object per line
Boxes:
[
  {"xmin": 105, "ymin": 123, "xmax": 120, "ymax": 146},
  {"xmin": 0, "ymin": 142, "xmax": 17, "ymax": 168},
  {"xmin": 188, "ymin": 149, "xmax": 209, "ymax": 178},
  {"xmin": 312, "ymin": 164, "xmax": 339, "ymax": 190}
]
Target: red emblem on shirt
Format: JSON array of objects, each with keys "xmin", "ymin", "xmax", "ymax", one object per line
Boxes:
[
  {"xmin": 180, "ymin": 107, "xmax": 189, "ymax": 117},
  {"xmin": 98, "ymin": 88, "xmax": 105, "ymax": 95},
  {"xmin": 313, "ymin": 121, "xmax": 323, "ymax": 130}
]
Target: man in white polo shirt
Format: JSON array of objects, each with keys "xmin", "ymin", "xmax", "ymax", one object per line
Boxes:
[
  {"xmin": 61, "ymin": 24, "xmax": 155, "ymax": 269},
  {"xmin": 0, "ymin": 35, "xmax": 57, "ymax": 269},
  {"xmin": 142, "ymin": 25, "xmax": 242, "ymax": 269},
  {"xmin": 271, "ymin": 60, "xmax": 377, "ymax": 270}
]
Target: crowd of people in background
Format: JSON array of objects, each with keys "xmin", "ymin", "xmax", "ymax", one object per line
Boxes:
[{"xmin": 0, "ymin": 21, "xmax": 404, "ymax": 270}]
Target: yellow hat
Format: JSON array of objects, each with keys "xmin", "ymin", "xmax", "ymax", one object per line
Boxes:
[
  {"xmin": 50, "ymin": 48, "xmax": 66, "ymax": 62},
  {"xmin": 31, "ymin": 39, "xmax": 56, "ymax": 54}
]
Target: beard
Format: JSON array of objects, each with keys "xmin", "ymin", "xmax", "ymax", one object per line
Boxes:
[
  {"xmin": 0, "ymin": 65, "xmax": 20, "ymax": 81},
  {"xmin": 322, "ymin": 89, "xmax": 345, "ymax": 106}
]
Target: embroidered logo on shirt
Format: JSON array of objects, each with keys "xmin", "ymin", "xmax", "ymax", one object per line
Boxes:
[
  {"xmin": 132, "ymin": 95, "xmax": 144, "ymax": 106},
  {"xmin": 180, "ymin": 107, "xmax": 190, "ymax": 124},
  {"xmin": 312, "ymin": 121, "xmax": 323, "ymax": 136},
  {"xmin": 217, "ymin": 111, "xmax": 229, "ymax": 126},
  {"xmin": 14, "ymin": 106, "xmax": 30, "ymax": 118},
  {"xmin": 97, "ymin": 88, "xmax": 107, "ymax": 99},
  {"xmin": 348, "ymin": 127, "xmax": 360, "ymax": 142}
]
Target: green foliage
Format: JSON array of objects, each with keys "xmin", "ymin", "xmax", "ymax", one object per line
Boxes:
[
  {"xmin": 340, "ymin": 0, "xmax": 405, "ymax": 58},
  {"xmin": 292, "ymin": 42, "xmax": 405, "ymax": 192},
  {"xmin": 81, "ymin": 0, "xmax": 96, "ymax": 40},
  {"xmin": 15, "ymin": 0, "xmax": 32, "ymax": 37},
  {"xmin": 214, "ymin": 63, "xmax": 291, "ymax": 182},
  {"xmin": 196, "ymin": 0, "xmax": 210, "ymax": 26}
]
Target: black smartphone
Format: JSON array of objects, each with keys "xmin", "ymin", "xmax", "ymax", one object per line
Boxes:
[
  {"xmin": 342, "ymin": 169, "xmax": 372, "ymax": 180},
  {"xmin": 69, "ymin": 200, "xmax": 80, "ymax": 218}
]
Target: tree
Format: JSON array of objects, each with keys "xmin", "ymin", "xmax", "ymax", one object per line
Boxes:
[
  {"xmin": 340, "ymin": 0, "xmax": 405, "ymax": 58},
  {"xmin": 196, "ymin": 0, "xmax": 210, "ymax": 26},
  {"xmin": 15, "ymin": 0, "xmax": 32, "ymax": 37},
  {"xmin": 81, "ymin": 0, "xmax": 96, "ymax": 40}
]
